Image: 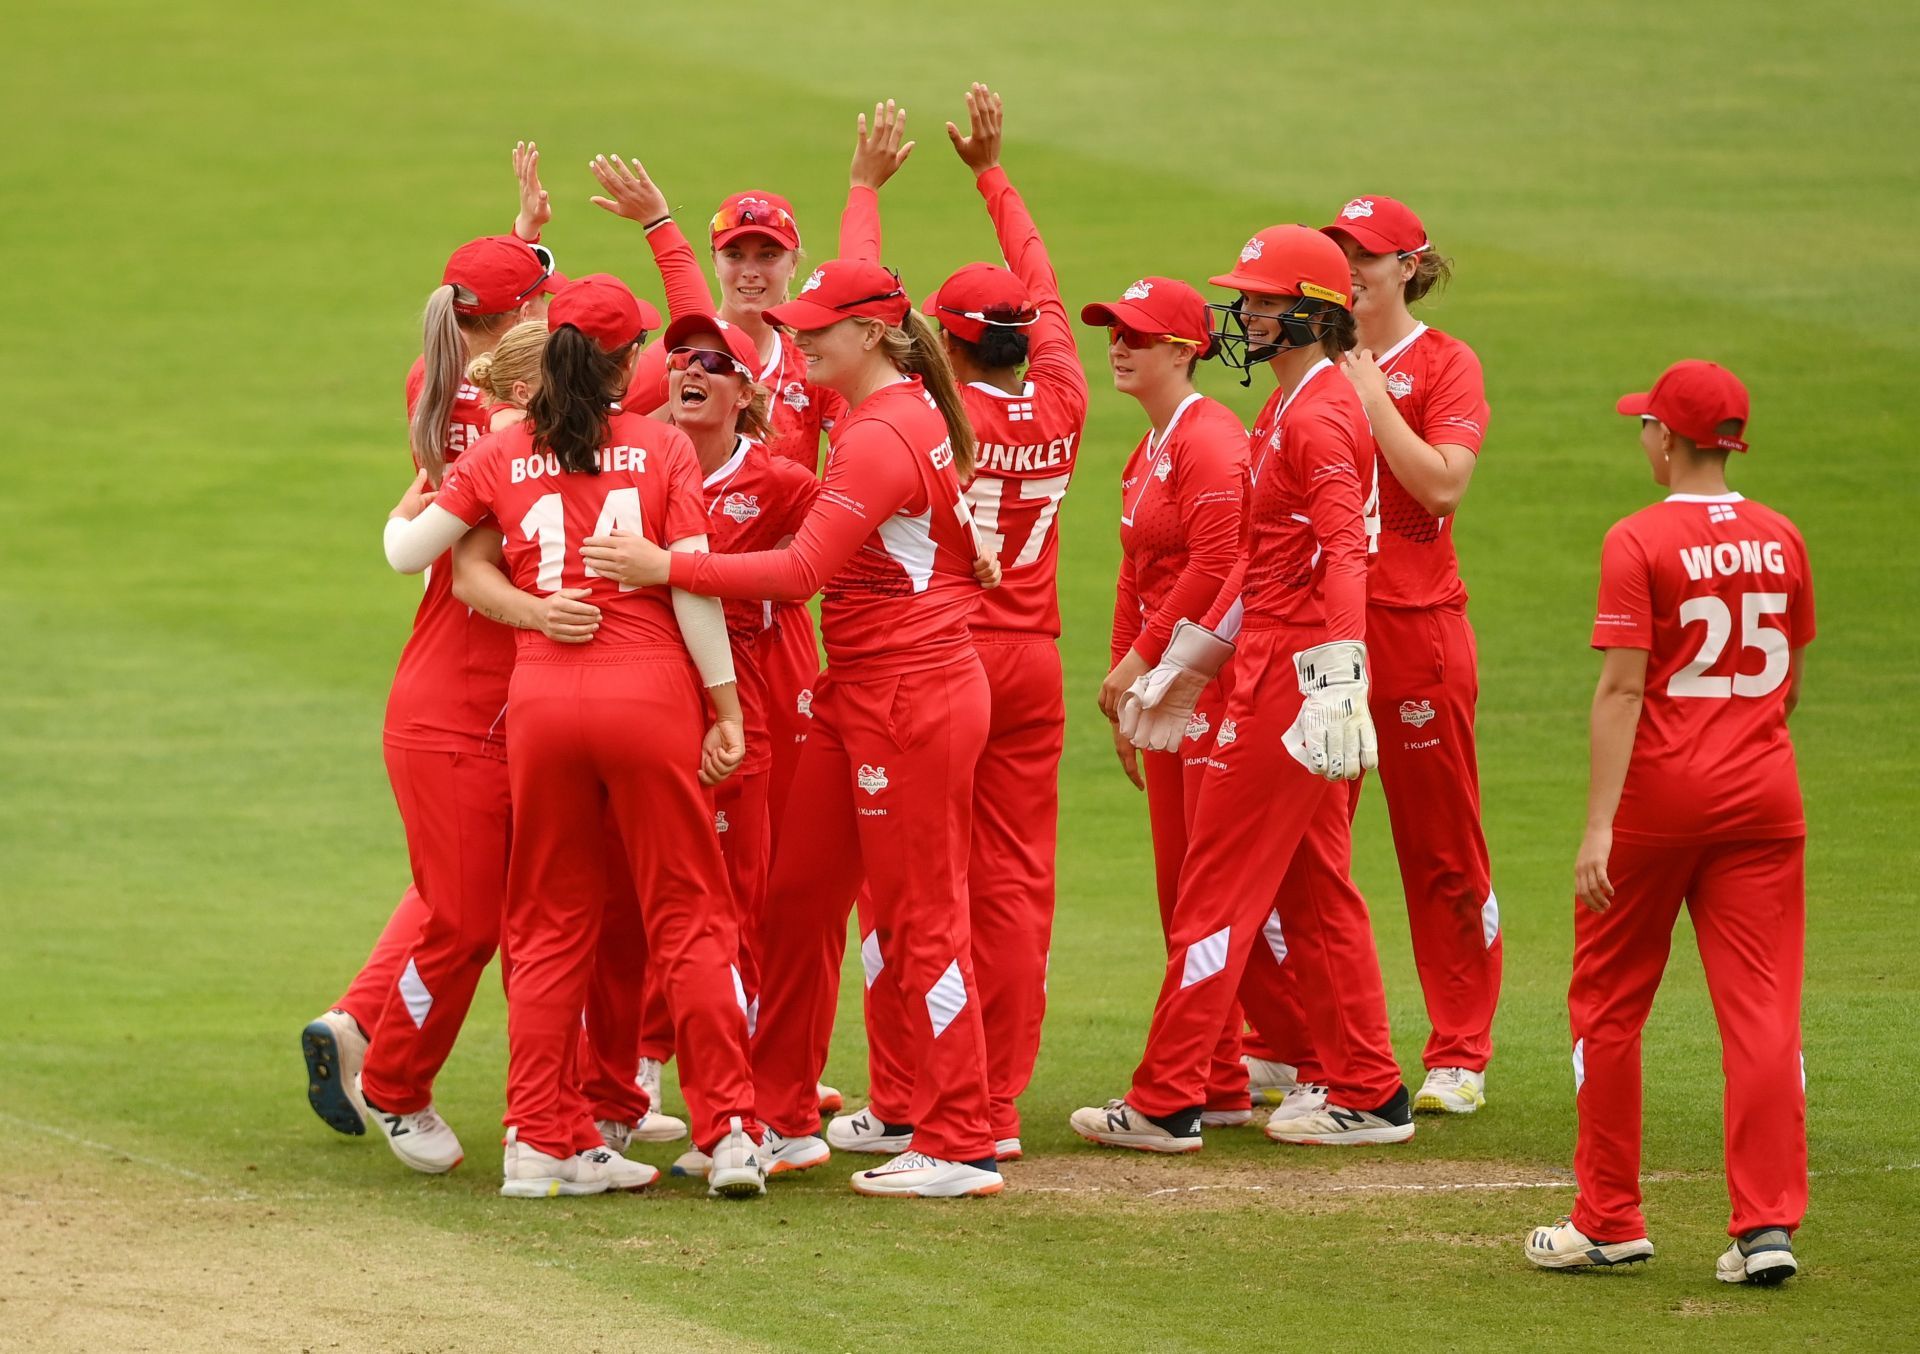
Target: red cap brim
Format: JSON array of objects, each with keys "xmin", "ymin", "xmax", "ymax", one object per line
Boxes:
[
  {"xmin": 763, "ymin": 297, "xmax": 851, "ymax": 332},
  {"xmin": 1080, "ymin": 299, "xmax": 1157, "ymax": 329},
  {"xmin": 1206, "ymin": 269, "xmax": 1271, "ymax": 293},
  {"xmin": 712, "ymin": 225, "xmax": 800, "ymax": 252},
  {"xmin": 1320, "ymin": 222, "xmax": 1399, "ymax": 256},
  {"xmin": 538, "ymin": 271, "xmax": 567, "ymax": 297},
  {"xmin": 1615, "ymin": 392, "xmax": 1653, "ymax": 418}
]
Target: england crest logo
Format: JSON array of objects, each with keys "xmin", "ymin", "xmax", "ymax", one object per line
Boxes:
[
  {"xmin": 721, "ymin": 492, "xmax": 762, "ymax": 524},
  {"xmin": 1340, "ymin": 199, "xmax": 1375, "ymax": 220},
  {"xmin": 714, "ymin": 810, "xmax": 730, "ymax": 833},
  {"xmin": 1217, "ymin": 717, "xmax": 1238, "ymax": 746},
  {"xmin": 1386, "ymin": 371, "xmax": 1414, "ymax": 399},
  {"xmin": 796, "ymin": 688, "xmax": 814, "ymax": 718},
  {"xmin": 1154, "ymin": 456, "xmax": 1173, "ymax": 482},
  {"xmin": 1185, "ymin": 709, "xmax": 1210, "ymax": 742},
  {"xmin": 1123, "ymin": 279, "xmax": 1153, "ymax": 301},
  {"xmin": 782, "ymin": 379, "xmax": 810, "ymax": 412},
  {"xmin": 1239, "ymin": 236, "xmax": 1264, "ymax": 264},
  {"xmin": 856, "ymin": 764, "xmax": 889, "ymax": 796},
  {"xmin": 1399, "ymin": 700, "xmax": 1436, "ymax": 728},
  {"xmin": 801, "ymin": 268, "xmax": 825, "ymax": 293}
]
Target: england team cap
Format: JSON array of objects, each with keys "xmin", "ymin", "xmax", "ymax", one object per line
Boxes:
[
  {"xmin": 1320, "ymin": 196, "xmax": 1430, "ymax": 257},
  {"xmin": 764, "ymin": 259, "xmax": 911, "ymax": 331},
  {"xmin": 1617, "ymin": 359, "xmax": 1751, "ymax": 453},
  {"xmin": 924, "ymin": 263, "xmax": 1035, "ymax": 343},
  {"xmin": 442, "ymin": 235, "xmax": 565, "ymax": 316},
  {"xmin": 547, "ymin": 273, "xmax": 660, "ymax": 352},
  {"xmin": 662, "ymin": 314, "xmax": 762, "ymax": 378},
  {"xmin": 710, "ymin": 191, "xmax": 802, "ymax": 252},
  {"xmin": 1080, "ymin": 276, "xmax": 1214, "ymax": 354}
]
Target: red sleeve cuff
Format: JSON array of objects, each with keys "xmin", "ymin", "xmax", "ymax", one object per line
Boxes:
[
  {"xmin": 666, "ymin": 549, "xmax": 700, "ymax": 590},
  {"xmin": 974, "ymin": 164, "xmax": 1011, "ymax": 195}
]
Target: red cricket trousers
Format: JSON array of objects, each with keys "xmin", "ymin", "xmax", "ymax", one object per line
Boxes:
[
  {"xmin": 1140, "ymin": 671, "xmax": 1252, "ymax": 1112},
  {"xmin": 751, "ymin": 657, "xmax": 995, "ymax": 1162},
  {"xmin": 1358, "ymin": 603, "xmax": 1500, "ymax": 1071},
  {"xmin": 760, "ymin": 603, "xmax": 821, "ymax": 841},
  {"xmin": 1129, "ymin": 623, "xmax": 1401, "ymax": 1117},
  {"xmin": 859, "ymin": 635, "xmax": 1065, "ymax": 1141},
  {"xmin": 333, "ymin": 884, "xmax": 429, "ymax": 1038},
  {"xmin": 502, "ymin": 651, "xmax": 753, "ymax": 1158},
  {"xmin": 357, "ymin": 746, "xmax": 511, "ymax": 1114},
  {"xmin": 1569, "ymin": 835, "xmax": 1807, "ymax": 1241}
]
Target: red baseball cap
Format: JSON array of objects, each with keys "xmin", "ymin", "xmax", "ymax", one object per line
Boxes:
[
  {"xmin": 662, "ymin": 314, "xmax": 763, "ymax": 379},
  {"xmin": 924, "ymin": 263, "xmax": 1035, "ymax": 343},
  {"xmin": 710, "ymin": 191, "xmax": 802, "ymax": 251},
  {"xmin": 764, "ymin": 259, "xmax": 910, "ymax": 332},
  {"xmin": 1208, "ymin": 226, "xmax": 1351, "ymax": 307},
  {"xmin": 442, "ymin": 235, "xmax": 564, "ymax": 316},
  {"xmin": 1080, "ymin": 277, "xmax": 1213, "ymax": 355},
  {"xmin": 1321, "ymin": 196, "xmax": 1429, "ymax": 257},
  {"xmin": 547, "ymin": 274, "xmax": 660, "ymax": 352},
  {"xmin": 1617, "ymin": 360, "xmax": 1750, "ymax": 452}
]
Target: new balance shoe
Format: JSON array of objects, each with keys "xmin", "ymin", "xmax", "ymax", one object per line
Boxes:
[
  {"xmin": 1069, "ymin": 1099, "xmax": 1203, "ymax": 1154},
  {"xmin": 1244, "ymin": 1056, "xmax": 1302, "ymax": 1106},
  {"xmin": 761, "ymin": 1128, "xmax": 830, "ymax": 1175},
  {"xmin": 1524, "ymin": 1217, "xmax": 1654, "ymax": 1270},
  {"xmin": 301, "ymin": 1009, "xmax": 369, "ymax": 1136},
  {"xmin": 995, "ymin": 1137, "xmax": 1023, "ymax": 1162},
  {"xmin": 592, "ymin": 1145, "xmax": 659, "ymax": 1192},
  {"xmin": 706, "ymin": 1116, "xmax": 768, "ymax": 1199},
  {"xmin": 363, "ymin": 1085, "xmax": 463, "ymax": 1174},
  {"xmin": 1716, "ymin": 1228, "xmax": 1797, "ymax": 1285},
  {"xmin": 817, "ymin": 1082, "xmax": 844, "ymax": 1115},
  {"xmin": 1415, "ymin": 1066, "xmax": 1487, "ymax": 1115},
  {"xmin": 849, "ymin": 1151, "xmax": 1003, "ymax": 1198},
  {"xmin": 669, "ymin": 1147, "xmax": 710, "ymax": 1179},
  {"xmin": 1264, "ymin": 1086, "xmax": 1415, "ymax": 1145},
  {"xmin": 1273, "ymin": 1083, "xmax": 1329, "ymax": 1118},
  {"xmin": 826, "ymin": 1106, "xmax": 913, "ymax": 1154},
  {"xmin": 500, "ymin": 1128, "xmax": 612, "ymax": 1199},
  {"xmin": 1200, "ymin": 1108, "xmax": 1252, "ymax": 1128}
]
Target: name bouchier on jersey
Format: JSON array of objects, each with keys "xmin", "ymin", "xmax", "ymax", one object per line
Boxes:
[
  {"xmin": 510, "ymin": 445, "xmax": 648, "ymax": 483},
  {"xmin": 974, "ymin": 432, "xmax": 1077, "ymax": 476}
]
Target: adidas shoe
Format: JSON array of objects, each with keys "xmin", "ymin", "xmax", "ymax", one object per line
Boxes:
[
  {"xmin": 849, "ymin": 1151, "xmax": 1003, "ymax": 1198},
  {"xmin": 363, "ymin": 1085, "xmax": 463, "ymax": 1174},
  {"xmin": 1273, "ymin": 1082, "xmax": 1328, "ymax": 1118},
  {"xmin": 995, "ymin": 1137, "xmax": 1023, "ymax": 1162},
  {"xmin": 1201, "ymin": 1108, "xmax": 1252, "ymax": 1128},
  {"xmin": 706, "ymin": 1116, "xmax": 768, "ymax": 1199},
  {"xmin": 1244, "ymin": 1056, "xmax": 1302, "ymax": 1107},
  {"xmin": 1716, "ymin": 1228, "xmax": 1797, "ymax": 1285},
  {"xmin": 817, "ymin": 1082, "xmax": 844, "ymax": 1115},
  {"xmin": 500, "ymin": 1127, "xmax": 612, "ymax": 1199},
  {"xmin": 826, "ymin": 1106, "xmax": 913, "ymax": 1154},
  {"xmin": 1264, "ymin": 1086, "xmax": 1415, "ymax": 1145},
  {"xmin": 1525, "ymin": 1217, "xmax": 1654, "ymax": 1270},
  {"xmin": 301, "ymin": 1010, "xmax": 370, "ymax": 1136},
  {"xmin": 1415, "ymin": 1067, "xmax": 1487, "ymax": 1115},
  {"xmin": 761, "ymin": 1128, "xmax": 830, "ymax": 1175},
  {"xmin": 1069, "ymin": 1099, "xmax": 1202, "ymax": 1154},
  {"xmin": 669, "ymin": 1147, "xmax": 710, "ymax": 1178}
]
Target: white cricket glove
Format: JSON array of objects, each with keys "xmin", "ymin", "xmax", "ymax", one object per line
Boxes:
[
  {"xmin": 1117, "ymin": 619, "xmax": 1234, "ymax": 754},
  {"xmin": 1283, "ymin": 640, "xmax": 1378, "ymax": 781}
]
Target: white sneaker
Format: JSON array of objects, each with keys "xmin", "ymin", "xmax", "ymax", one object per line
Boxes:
[
  {"xmin": 995, "ymin": 1137, "xmax": 1023, "ymax": 1162},
  {"xmin": 669, "ymin": 1147, "xmax": 711, "ymax": 1178},
  {"xmin": 500, "ymin": 1127, "xmax": 612, "ymax": 1198},
  {"xmin": 1243, "ymin": 1056, "xmax": 1301, "ymax": 1106},
  {"xmin": 1415, "ymin": 1066, "xmax": 1487, "ymax": 1115},
  {"xmin": 597, "ymin": 1119, "xmax": 633, "ymax": 1154},
  {"xmin": 850, "ymin": 1151, "xmax": 1003, "ymax": 1198},
  {"xmin": 637, "ymin": 1056, "xmax": 667, "ymax": 1111},
  {"xmin": 816, "ymin": 1081, "xmax": 843, "ymax": 1114},
  {"xmin": 1525, "ymin": 1217, "xmax": 1654, "ymax": 1270},
  {"xmin": 363, "ymin": 1083, "xmax": 463, "ymax": 1174},
  {"xmin": 706, "ymin": 1116, "xmax": 768, "ymax": 1199},
  {"xmin": 631, "ymin": 1058, "xmax": 689, "ymax": 1141},
  {"xmin": 826, "ymin": 1106, "xmax": 913, "ymax": 1154},
  {"xmin": 1200, "ymin": 1108, "xmax": 1252, "ymax": 1128},
  {"xmin": 1069, "ymin": 1099, "xmax": 1202, "ymax": 1154},
  {"xmin": 1273, "ymin": 1083, "xmax": 1329, "ymax": 1118},
  {"xmin": 1264, "ymin": 1088, "xmax": 1415, "ymax": 1145},
  {"xmin": 761, "ymin": 1128, "xmax": 831, "ymax": 1175},
  {"xmin": 1716, "ymin": 1228, "xmax": 1797, "ymax": 1285},
  {"xmin": 590, "ymin": 1145, "xmax": 659, "ymax": 1192},
  {"xmin": 301, "ymin": 1010, "xmax": 369, "ymax": 1136}
]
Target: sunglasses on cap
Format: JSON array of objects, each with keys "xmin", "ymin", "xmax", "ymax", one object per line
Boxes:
[
  {"xmin": 510, "ymin": 243, "xmax": 558, "ymax": 304},
  {"xmin": 668, "ymin": 347, "xmax": 753, "ymax": 379},
  {"xmin": 938, "ymin": 303, "xmax": 1039, "ymax": 328},
  {"xmin": 710, "ymin": 201, "xmax": 798, "ymax": 240},
  {"xmin": 1108, "ymin": 324, "xmax": 1202, "ymax": 351}
]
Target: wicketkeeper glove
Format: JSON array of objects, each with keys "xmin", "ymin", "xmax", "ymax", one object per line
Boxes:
[
  {"xmin": 1283, "ymin": 640, "xmax": 1378, "ymax": 781},
  {"xmin": 1117, "ymin": 619, "xmax": 1235, "ymax": 754}
]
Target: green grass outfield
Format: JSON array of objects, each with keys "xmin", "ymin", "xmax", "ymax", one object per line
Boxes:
[{"xmin": 4, "ymin": 1, "xmax": 1918, "ymax": 1348}]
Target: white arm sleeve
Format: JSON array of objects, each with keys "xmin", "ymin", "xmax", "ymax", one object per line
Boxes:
[
  {"xmin": 384, "ymin": 505, "xmax": 471, "ymax": 575},
  {"xmin": 669, "ymin": 534, "xmax": 737, "ymax": 690}
]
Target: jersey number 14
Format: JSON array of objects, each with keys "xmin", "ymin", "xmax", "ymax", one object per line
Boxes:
[{"xmin": 519, "ymin": 489, "xmax": 644, "ymax": 593}]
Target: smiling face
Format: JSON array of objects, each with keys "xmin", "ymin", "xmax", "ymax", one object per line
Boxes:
[
  {"xmin": 714, "ymin": 234, "xmax": 799, "ymax": 321},
  {"xmin": 1335, "ymin": 236, "xmax": 1414, "ymax": 329},
  {"xmin": 790, "ymin": 315, "xmax": 883, "ymax": 394},
  {"xmin": 1107, "ymin": 326, "xmax": 1197, "ymax": 400},
  {"xmin": 666, "ymin": 333, "xmax": 752, "ymax": 435},
  {"xmin": 1236, "ymin": 291, "xmax": 1294, "ymax": 361}
]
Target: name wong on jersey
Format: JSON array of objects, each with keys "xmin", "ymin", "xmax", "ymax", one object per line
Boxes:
[{"xmin": 1679, "ymin": 539, "xmax": 1790, "ymax": 581}]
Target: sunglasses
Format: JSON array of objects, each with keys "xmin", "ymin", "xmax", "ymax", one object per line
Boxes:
[
  {"xmin": 710, "ymin": 200, "xmax": 798, "ymax": 240},
  {"xmin": 1108, "ymin": 324, "xmax": 1203, "ymax": 351},
  {"xmin": 669, "ymin": 346, "xmax": 752, "ymax": 378},
  {"xmin": 510, "ymin": 244, "xmax": 558, "ymax": 304},
  {"xmin": 938, "ymin": 303, "xmax": 1038, "ymax": 328}
]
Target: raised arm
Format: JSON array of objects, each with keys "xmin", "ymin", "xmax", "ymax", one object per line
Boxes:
[
  {"xmin": 842, "ymin": 99, "xmax": 914, "ymax": 263},
  {"xmin": 512, "ymin": 140, "xmax": 551, "ymax": 243}
]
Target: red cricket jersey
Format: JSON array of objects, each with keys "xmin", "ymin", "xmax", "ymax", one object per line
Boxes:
[
  {"xmin": 956, "ymin": 167, "xmax": 1089, "ymax": 639},
  {"xmin": 1591, "ymin": 492, "xmax": 1815, "ymax": 844},
  {"xmin": 1111, "ymin": 395, "xmax": 1250, "ymax": 665},
  {"xmin": 700, "ymin": 436, "xmax": 818, "ymax": 773},
  {"xmin": 668, "ymin": 377, "xmax": 982, "ymax": 677},
  {"xmin": 434, "ymin": 414, "xmax": 710, "ymax": 655},
  {"xmin": 1366, "ymin": 323, "xmax": 1490, "ymax": 611},
  {"xmin": 383, "ymin": 360, "xmax": 517, "ymax": 758},
  {"xmin": 1235, "ymin": 358, "xmax": 1374, "ymax": 637}
]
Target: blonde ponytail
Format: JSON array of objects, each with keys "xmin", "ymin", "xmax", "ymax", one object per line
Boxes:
[
  {"xmin": 882, "ymin": 309, "xmax": 976, "ymax": 480},
  {"xmin": 410, "ymin": 285, "xmax": 466, "ymax": 484}
]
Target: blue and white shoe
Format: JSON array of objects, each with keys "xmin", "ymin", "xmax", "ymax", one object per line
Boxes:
[
  {"xmin": 1716, "ymin": 1228, "xmax": 1797, "ymax": 1285},
  {"xmin": 301, "ymin": 1009, "xmax": 369, "ymax": 1136}
]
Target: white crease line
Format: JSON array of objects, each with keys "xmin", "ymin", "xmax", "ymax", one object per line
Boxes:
[{"xmin": 0, "ymin": 1111, "xmax": 260, "ymax": 1201}]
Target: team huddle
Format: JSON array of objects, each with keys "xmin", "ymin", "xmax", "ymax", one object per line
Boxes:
[{"xmin": 299, "ymin": 86, "xmax": 1815, "ymax": 1284}]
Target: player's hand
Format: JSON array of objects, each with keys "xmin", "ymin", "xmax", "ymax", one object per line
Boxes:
[
  {"xmin": 589, "ymin": 155, "xmax": 670, "ymax": 225},
  {"xmin": 973, "ymin": 551, "xmax": 1002, "ymax": 589},
  {"xmin": 532, "ymin": 588, "xmax": 601, "ymax": 644},
  {"xmin": 1284, "ymin": 640, "xmax": 1380, "ymax": 781},
  {"xmin": 851, "ymin": 100, "xmax": 915, "ymax": 191},
  {"xmin": 1574, "ymin": 824, "xmax": 1615, "ymax": 912},
  {"xmin": 1098, "ymin": 648, "xmax": 1151, "ymax": 721},
  {"xmin": 1110, "ymin": 718, "xmax": 1145, "ymax": 791},
  {"xmin": 1339, "ymin": 349, "xmax": 1391, "ymax": 408},
  {"xmin": 945, "ymin": 82, "xmax": 1002, "ymax": 175},
  {"xmin": 699, "ymin": 719, "xmax": 746, "ymax": 786},
  {"xmin": 390, "ymin": 469, "xmax": 438, "ymax": 519},
  {"xmin": 512, "ymin": 141, "xmax": 552, "ymax": 241},
  {"xmin": 581, "ymin": 528, "xmax": 670, "ymax": 586}
]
